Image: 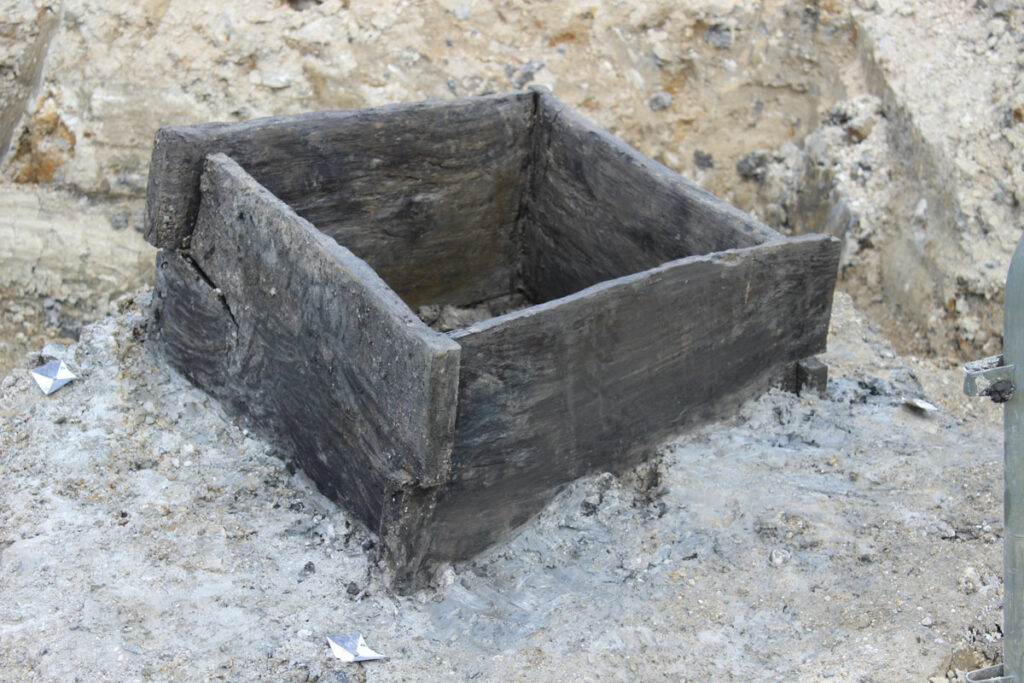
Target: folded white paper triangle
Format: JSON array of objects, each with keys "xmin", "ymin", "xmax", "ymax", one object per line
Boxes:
[
  {"xmin": 326, "ymin": 633, "xmax": 385, "ymax": 663},
  {"xmin": 30, "ymin": 361, "xmax": 76, "ymax": 395}
]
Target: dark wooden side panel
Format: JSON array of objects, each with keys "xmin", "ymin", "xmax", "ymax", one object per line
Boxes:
[
  {"xmin": 522, "ymin": 89, "xmax": 783, "ymax": 302},
  {"xmin": 153, "ymin": 154, "xmax": 461, "ymax": 527},
  {"xmin": 399, "ymin": 235, "xmax": 840, "ymax": 572},
  {"xmin": 152, "ymin": 249, "xmax": 238, "ymax": 392},
  {"xmin": 145, "ymin": 92, "xmax": 535, "ymax": 309}
]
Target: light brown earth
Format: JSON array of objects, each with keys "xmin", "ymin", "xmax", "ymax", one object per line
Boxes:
[{"xmin": 1, "ymin": 0, "xmax": 1022, "ymax": 680}]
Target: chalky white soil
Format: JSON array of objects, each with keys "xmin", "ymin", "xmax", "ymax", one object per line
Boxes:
[
  {"xmin": 2, "ymin": 0, "xmax": 1023, "ymax": 680},
  {"xmin": 0, "ymin": 292, "xmax": 1005, "ymax": 681}
]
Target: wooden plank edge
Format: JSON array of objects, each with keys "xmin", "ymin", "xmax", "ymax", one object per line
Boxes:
[
  {"xmin": 203, "ymin": 152, "xmax": 462, "ymax": 487},
  {"xmin": 531, "ymin": 87, "xmax": 783, "ymax": 247},
  {"xmin": 143, "ymin": 91, "xmax": 536, "ymax": 252},
  {"xmin": 452, "ymin": 233, "xmax": 841, "ymax": 343}
]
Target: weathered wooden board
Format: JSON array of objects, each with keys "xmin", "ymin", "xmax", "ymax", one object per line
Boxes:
[
  {"xmin": 522, "ymin": 89, "xmax": 782, "ymax": 302},
  {"xmin": 145, "ymin": 92, "xmax": 535, "ymax": 309},
  {"xmin": 152, "ymin": 154, "xmax": 460, "ymax": 515},
  {"xmin": 145, "ymin": 91, "xmax": 842, "ymax": 592},
  {"xmin": 389, "ymin": 235, "xmax": 840, "ymax": 578}
]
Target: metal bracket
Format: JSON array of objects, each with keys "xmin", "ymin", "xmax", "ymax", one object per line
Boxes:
[
  {"xmin": 968, "ymin": 664, "xmax": 1018, "ymax": 682},
  {"xmin": 964, "ymin": 355, "xmax": 1017, "ymax": 403}
]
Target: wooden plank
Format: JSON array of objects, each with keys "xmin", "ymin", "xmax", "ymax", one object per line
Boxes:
[
  {"xmin": 394, "ymin": 235, "xmax": 840, "ymax": 573},
  {"xmin": 152, "ymin": 249, "xmax": 238, "ymax": 392},
  {"xmin": 144, "ymin": 92, "xmax": 843, "ymax": 591},
  {"xmin": 144, "ymin": 92, "xmax": 535, "ymax": 308},
  {"xmin": 522, "ymin": 89, "xmax": 783, "ymax": 302},
  {"xmin": 154, "ymin": 154, "xmax": 461, "ymax": 524}
]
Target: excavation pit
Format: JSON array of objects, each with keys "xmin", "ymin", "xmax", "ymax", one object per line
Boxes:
[{"xmin": 144, "ymin": 89, "xmax": 840, "ymax": 590}]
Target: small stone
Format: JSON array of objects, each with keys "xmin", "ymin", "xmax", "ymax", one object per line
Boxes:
[
  {"xmin": 736, "ymin": 151, "xmax": 769, "ymax": 182},
  {"xmin": 109, "ymin": 211, "xmax": 131, "ymax": 231},
  {"xmin": 648, "ymin": 91, "xmax": 673, "ymax": 111},
  {"xmin": 437, "ymin": 564, "xmax": 457, "ymax": 588},
  {"xmin": 694, "ymin": 150, "xmax": 714, "ymax": 169},
  {"xmin": 453, "ymin": 4, "xmax": 470, "ymax": 21},
  {"xmin": 651, "ymin": 42, "xmax": 674, "ymax": 64},
  {"xmin": 704, "ymin": 23, "xmax": 732, "ymax": 50},
  {"xmin": 346, "ymin": 581, "xmax": 360, "ymax": 596},
  {"xmin": 769, "ymin": 548, "xmax": 791, "ymax": 566},
  {"xmin": 259, "ymin": 71, "xmax": 292, "ymax": 89},
  {"xmin": 507, "ymin": 60, "xmax": 545, "ymax": 88},
  {"xmin": 959, "ymin": 566, "xmax": 982, "ymax": 594},
  {"xmin": 903, "ymin": 396, "xmax": 938, "ymax": 413},
  {"xmin": 921, "ymin": 615, "xmax": 934, "ymax": 627},
  {"xmin": 846, "ymin": 117, "xmax": 875, "ymax": 142}
]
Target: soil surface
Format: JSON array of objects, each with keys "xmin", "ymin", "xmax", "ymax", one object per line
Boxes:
[
  {"xmin": 0, "ymin": 292, "xmax": 1008, "ymax": 682},
  {"xmin": 2, "ymin": 0, "xmax": 1023, "ymax": 680}
]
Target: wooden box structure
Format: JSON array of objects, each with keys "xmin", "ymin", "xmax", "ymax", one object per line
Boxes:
[{"xmin": 145, "ymin": 89, "xmax": 840, "ymax": 590}]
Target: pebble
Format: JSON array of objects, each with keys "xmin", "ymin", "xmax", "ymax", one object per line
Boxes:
[
  {"xmin": 736, "ymin": 151, "xmax": 770, "ymax": 182},
  {"xmin": 958, "ymin": 566, "xmax": 982, "ymax": 594},
  {"xmin": 507, "ymin": 60, "xmax": 545, "ymax": 88},
  {"xmin": 648, "ymin": 91, "xmax": 673, "ymax": 111},
  {"xmin": 704, "ymin": 23, "xmax": 732, "ymax": 50},
  {"xmin": 109, "ymin": 211, "xmax": 131, "ymax": 231}
]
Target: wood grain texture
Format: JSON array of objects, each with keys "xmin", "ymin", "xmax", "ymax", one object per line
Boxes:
[
  {"xmin": 394, "ymin": 235, "xmax": 840, "ymax": 574},
  {"xmin": 151, "ymin": 249, "xmax": 238, "ymax": 392},
  {"xmin": 145, "ymin": 92, "xmax": 535, "ymax": 309},
  {"xmin": 144, "ymin": 92, "xmax": 843, "ymax": 592},
  {"xmin": 522, "ymin": 89, "xmax": 783, "ymax": 302},
  {"xmin": 154, "ymin": 154, "xmax": 460, "ymax": 521}
]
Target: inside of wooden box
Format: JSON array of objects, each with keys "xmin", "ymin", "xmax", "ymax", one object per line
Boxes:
[{"xmin": 228, "ymin": 91, "xmax": 778, "ymax": 324}]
